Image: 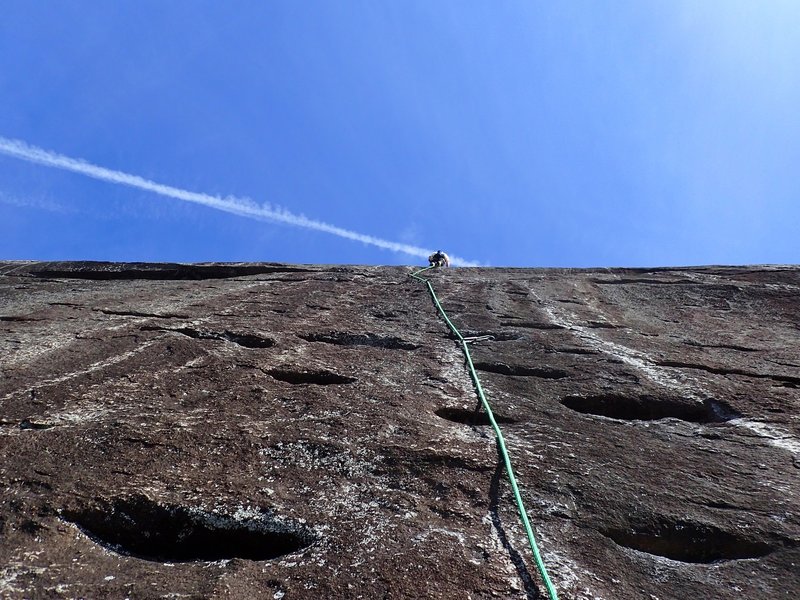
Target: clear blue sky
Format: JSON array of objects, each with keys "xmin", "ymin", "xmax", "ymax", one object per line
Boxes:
[{"xmin": 1, "ymin": 1, "xmax": 798, "ymax": 267}]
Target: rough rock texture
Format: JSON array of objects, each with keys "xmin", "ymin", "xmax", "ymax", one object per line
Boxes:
[{"xmin": 1, "ymin": 260, "xmax": 798, "ymax": 599}]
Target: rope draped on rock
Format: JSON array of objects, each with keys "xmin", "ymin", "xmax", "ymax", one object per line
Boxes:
[{"xmin": 410, "ymin": 265, "xmax": 559, "ymax": 600}]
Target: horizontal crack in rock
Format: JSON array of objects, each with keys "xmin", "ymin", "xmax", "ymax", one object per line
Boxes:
[
  {"xmin": 591, "ymin": 278, "xmax": 692, "ymax": 285},
  {"xmin": 99, "ymin": 309, "xmax": 189, "ymax": 319},
  {"xmin": 28, "ymin": 262, "xmax": 313, "ymax": 280},
  {"xmin": 683, "ymin": 340, "xmax": 760, "ymax": 352},
  {"xmin": 473, "ymin": 361, "xmax": 569, "ymax": 379},
  {"xmin": 657, "ymin": 360, "xmax": 800, "ymax": 387},
  {"xmin": 499, "ymin": 321, "xmax": 565, "ymax": 330},
  {"xmin": 586, "ymin": 321, "xmax": 623, "ymax": 329}
]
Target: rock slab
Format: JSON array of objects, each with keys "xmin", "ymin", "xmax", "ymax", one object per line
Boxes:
[{"xmin": 1, "ymin": 261, "xmax": 799, "ymax": 598}]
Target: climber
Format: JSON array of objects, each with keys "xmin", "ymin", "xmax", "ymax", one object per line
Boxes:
[{"xmin": 428, "ymin": 250, "xmax": 450, "ymax": 268}]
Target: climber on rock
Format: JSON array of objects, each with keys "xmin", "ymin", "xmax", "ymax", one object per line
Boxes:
[{"xmin": 428, "ymin": 250, "xmax": 450, "ymax": 268}]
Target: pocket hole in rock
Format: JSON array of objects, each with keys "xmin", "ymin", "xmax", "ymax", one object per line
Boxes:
[
  {"xmin": 265, "ymin": 368, "xmax": 356, "ymax": 385},
  {"xmin": 436, "ymin": 407, "xmax": 517, "ymax": 426},
  {"xmin": 19, "ymin": 418, "xmax": 55, "ymax": 430},
  {"xmin": 141, "ymin": 326, "xmax": 275, "ymax": 349},
  {"xmin": 603, "ymin": 519, "xmax": 773, "ymax": 563},
  {"xmin": 299, "ymin": 331, "xmax": 419, "ymax": 350},
  {"xmin": 560, "ymin": 394, "xmax": 741, "ymax": 423},
  {"xmin": 220, "ymin": 331, "xmax": 275, "ymax": 349},
  {"xmin": 63, "ymin": 497, "xmax": 317, "ymax": 562}
]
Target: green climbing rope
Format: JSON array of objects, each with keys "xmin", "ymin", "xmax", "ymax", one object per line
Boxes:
[{"xmin": 410, "ymin": 265, "xmax": 559, "ymax": 600}]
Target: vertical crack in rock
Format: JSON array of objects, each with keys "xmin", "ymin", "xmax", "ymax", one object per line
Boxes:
[
  {"xmin": 560, "ymin": 395, "xmax": 742, "ymax": 423},
  {"xmin": 603, "ymin": 518, "xmax": 774, "ymax": 563},
  {"xmin": 62, "ymin": 497, "xmax": 317, "ymax": 562}
]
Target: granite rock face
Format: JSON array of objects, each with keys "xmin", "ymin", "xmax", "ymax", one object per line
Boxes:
[{"xmin": 1, "ymin": 261, "xmax": 798, "ymax": 599}]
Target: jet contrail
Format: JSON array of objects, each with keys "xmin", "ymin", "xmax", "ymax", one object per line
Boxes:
[{"xmin": 0, "ymin": 136, "xmax": 478, "ymax": 266}]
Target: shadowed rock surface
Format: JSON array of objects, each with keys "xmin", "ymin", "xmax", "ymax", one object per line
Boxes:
[{"xmin": 1, "ymin": 260, "xmax": 798, "ymax": 599}]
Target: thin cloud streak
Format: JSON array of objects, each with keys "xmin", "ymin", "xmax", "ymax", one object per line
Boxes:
[
  {"xmin": 0, "ymin": 137, "xmax": 478, "ymax": 266},
  {"xmin": 0, "ymin": 191, "xmax": 69, "ymax": 213}
]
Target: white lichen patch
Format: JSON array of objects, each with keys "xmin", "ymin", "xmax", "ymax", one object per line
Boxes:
[
  {"xmin": 1, "ymin": 338, "xmax": 161, "ymax": 402},
  {"xmin": 729, "ymin": 419, "xmax": 800, "ymax": 457},
  {"xmin": 413, "ymin": 526, "xmax": 468, "ymax": 546},
  {"xmin": 259, "ymin": 440, "xmax": 375, "ymax": 479},
  {"xmin": 2, "ymin": 330, "xmax": 77, "ymax": 369},
  {"xmin": 47, "ymin": 405, "xmax": 112, "ymax": 426},
  {"xmin": 531, "ymin": 290, "xmax": 700, "ymax": 397},
  {"xmin": 544, "ymin": 546, "xmax": 610, "ymax": 600},
  {"xmin": 0, "ymin": 563, "xmax": 47, "ymax": 595}
]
